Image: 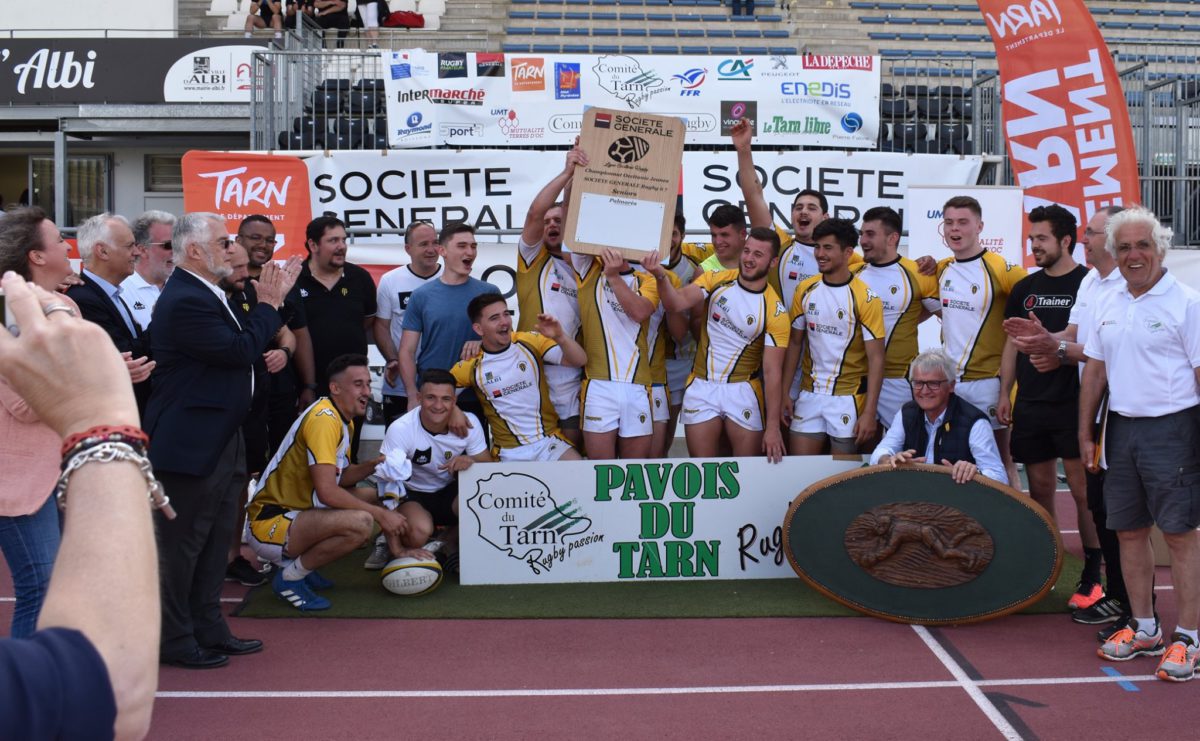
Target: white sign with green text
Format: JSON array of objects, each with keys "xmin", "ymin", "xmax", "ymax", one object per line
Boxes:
[{"xmin": 458, "ymin": 456, "xmax": 864, "ymax": 584}]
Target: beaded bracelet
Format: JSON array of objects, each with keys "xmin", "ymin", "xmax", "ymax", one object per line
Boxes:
[
  {"xmin": 55, "ymin": 441, "xmax": 176, "ymax": 520},
  {"xmin": 60, "ymin": 425, "xmax": 149, "ymax": 460}
]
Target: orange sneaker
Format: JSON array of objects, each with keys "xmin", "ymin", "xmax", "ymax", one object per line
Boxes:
[
  {"xmin": 1068, "ymin": 582, "xmax": 1104, "ymax": 610},
  {"xmin": 1098, "ymin": 623, "xmax": 1164, "ymax": 662},
  {"xmin": 1156, "ymin": 634, "xmax": 1199, "ymax": 682}
]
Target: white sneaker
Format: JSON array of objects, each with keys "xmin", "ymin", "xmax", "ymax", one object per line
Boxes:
[{"xmin": 363, "ymin": 534, "xmax": 390, "ymax": 570}]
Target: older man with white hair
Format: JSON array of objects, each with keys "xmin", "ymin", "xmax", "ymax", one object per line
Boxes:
[
  {"xmin": 121, "ymin": 210, "xmax": 177, "ymax": 330},
  {"xmin": 66, "ymin": 212, "xmax": 154, "ymax": 413},
  {"xmin": 870, "ymin": 349, "xmax": 1008, "ymax": 485},
  {"xmin": 1081, "ymin": 206, "xmax": 1200, "ymax": 682},
  {"xmin": 145, "ymin": 212, "xmax": 301, "ymax": 669}
]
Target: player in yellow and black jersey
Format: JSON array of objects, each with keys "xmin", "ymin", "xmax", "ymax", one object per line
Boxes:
[
  {"xmin": 782, "ymin": 219, "xmax": 885, "ymax": 456},
  {"xmin": 645, "ymin": 226, "xmax": 790, "ymax": 463}
]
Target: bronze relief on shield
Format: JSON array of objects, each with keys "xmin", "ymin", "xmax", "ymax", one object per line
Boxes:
[{"xmin": 845, "ymin": 502, "xmax": 994, "ymax": 588}]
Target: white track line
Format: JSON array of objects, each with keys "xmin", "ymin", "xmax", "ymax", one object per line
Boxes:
[
  {"xmin": 156, "ymin": 673, "xmax": 1159, "ymax": 700},
  {"xmin": 911, "ymin": 625, "xmax": 1022, "ymax": 741}
]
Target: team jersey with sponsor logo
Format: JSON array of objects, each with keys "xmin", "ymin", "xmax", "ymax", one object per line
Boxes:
[
  {"xmin": 851, "ymin": 256, "xmax": 941, "ymax": 378},
  {"xmin": 691, "ymin": 269, "xmax": 791, "ymax": 383},
  {"xmin": 451, "ymin": 332, "xmax": 565, "ymax": 449},
  {"xmin": 571, "ymin": 254, "xmax": 659, "ymax": 385},
  {"xmin": 936, "ymin": 251, "xmax": 1027, "ymax": 381},
  {"xmin": 247, "ymin": 398, "xmax": 350, "ymax": 518},
  {"xmin": 641, "ymin": 270, "xmax": 682, "ymax": 384},
  {"xmin": 769, "ymin": 224, "xmax": 864, "ymax": 310},
  {"xmin": 380, "ymin": 407, "xmax": 487, "ymax": 494},
  {"xmin": 516, "ymin": 238, "xmax": 582, "ymax": 336},
  {"xmin": 791, "ymin": 275, "xmax": 885, "ymax": 395}
]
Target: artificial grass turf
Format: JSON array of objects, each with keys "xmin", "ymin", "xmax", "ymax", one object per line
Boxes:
[{"xmin": 235, "ymin": 551, "xmax": 1083, "ymax": 620}]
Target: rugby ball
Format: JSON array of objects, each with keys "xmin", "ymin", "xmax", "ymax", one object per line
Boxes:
[{"xmin": 381, "ymin": 556, "xmax": 443, "ymax": 596}]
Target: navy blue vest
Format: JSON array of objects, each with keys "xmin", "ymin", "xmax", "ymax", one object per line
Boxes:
[{"xmin": 900, "ymin": 394, "xmax": 989, "ymax": 465}]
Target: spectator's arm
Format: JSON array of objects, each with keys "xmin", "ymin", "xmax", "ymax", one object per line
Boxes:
[{"xmin": 398, "ymin": 329, "xmax": 422, "ymax": 406}]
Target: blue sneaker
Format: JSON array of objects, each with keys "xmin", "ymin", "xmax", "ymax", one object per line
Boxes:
[
  {"xmin": 272, "ymin": 569, "xmax": 331, "ymax": 611},
  {"xmin": 305, "ymin": 570, "xmax": 334, "ymax": 591}
]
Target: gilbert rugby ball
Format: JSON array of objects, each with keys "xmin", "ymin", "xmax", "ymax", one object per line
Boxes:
[{"xmin": 381, "ymin": 556, "xmax": 443, "ymax": 596}]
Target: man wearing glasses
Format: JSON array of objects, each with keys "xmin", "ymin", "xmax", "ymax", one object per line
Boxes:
[
  {"xmin": 120, "ymin": 210, "xmax": 177, "ymax": 330},
  {"xmin": 870, "ymin": 348, "xmax": 1008, "ymax": 485}
]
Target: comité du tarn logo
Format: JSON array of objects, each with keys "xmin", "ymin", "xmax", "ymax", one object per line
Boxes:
[{"xmin": 467, "ymin": 472, "xmax": 599, "ymax": 574}]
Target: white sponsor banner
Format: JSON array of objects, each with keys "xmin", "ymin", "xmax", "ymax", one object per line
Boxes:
[
  {"xmin": 162, "ymin": 45, "xmax": 259, "ymax": 102},
  {"xmin": 457, "ymin": 456, "xmax": 865, "ymax": 584},
  {"xmin": 382, "ymin": 51, "xmax": 881, "ymax": 147},
  {"xmin": 305, "ymin": 150, "xmax": 984, "ymax": 251},
  {"xmin": 381, "ymin": 50, "xmax": 439, "ymax": 147},
  {"xmin": 905, "ymin": 185, "xmax": 1025, "ymax": 350}
]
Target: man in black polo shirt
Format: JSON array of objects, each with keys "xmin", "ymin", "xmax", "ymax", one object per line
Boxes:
[
  {"xmin": 998, "ymin": 204, "xmax": 1101, "ymax": 613},
  {"xmin": 294, "ymin": 215, "xmax": 377, "ymax": 459}
]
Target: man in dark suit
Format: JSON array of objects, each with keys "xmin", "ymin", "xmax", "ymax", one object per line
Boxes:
[
  {"xmin": 145, "ymin": 212, "xmax": 300, "ymax": 669},
  {"xmin": 66, "ymin": 213, "xmax": 155, "ymax": 413}
]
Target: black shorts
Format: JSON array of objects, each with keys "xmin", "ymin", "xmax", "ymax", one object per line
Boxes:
[
  {"xmin": 408, "ymin": 482, "xmax": 457, "ymax": 528},
  {"xmin": 1010, "ymin": 400, "xmax": 1080, "ymax": 464}
]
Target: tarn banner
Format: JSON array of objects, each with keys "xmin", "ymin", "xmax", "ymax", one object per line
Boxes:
[
  {"xmin": 382, "ymin": 51, "xmax": 881, "ymax": 148},
  {"xmin": 457, "ymin": 456, "xmax": 865, "ymax": 584},
  {"xmin": 980, "ymin": 0, "xmax": 1139, "ymax": 248}
]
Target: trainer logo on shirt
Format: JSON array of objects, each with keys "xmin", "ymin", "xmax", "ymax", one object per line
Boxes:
[{"xmin": 1023, "ymin": 294, "xmax": 1074, "ymax": 310}]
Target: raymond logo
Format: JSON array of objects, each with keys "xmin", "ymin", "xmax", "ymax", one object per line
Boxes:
[
  {"xmin": 510, "ymin": 58, "xmax": 545, "ymax": 92},
  {"xmin": 984, "ymin": 0, "xmax": 1062, "ymax": 38},
  {"xmin": 801, "ymin": 54, "xmax": 874, "ymax": 71},
  {"xmin": 182, "ymin": 151, "xmax": 311, "ymax": 260}
]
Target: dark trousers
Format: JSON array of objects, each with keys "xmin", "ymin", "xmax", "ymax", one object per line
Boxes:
[
  {"xmin": 1086, "ymin": 467, "xmax": 1128, "ymax": 605},
  {"xmin": 157, "ymin": 433, "xmax": 246, "ymax": 658}
]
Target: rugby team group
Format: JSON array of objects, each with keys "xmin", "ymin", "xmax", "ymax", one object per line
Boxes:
[{"xmin": 3, "ymin": 119, "xmax": 1199, "ymax": 683}]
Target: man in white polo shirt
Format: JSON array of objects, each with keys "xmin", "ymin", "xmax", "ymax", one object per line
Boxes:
[{"xmin": 1080, "ymin": 206, "xmax": 1200, "ymax": 682}]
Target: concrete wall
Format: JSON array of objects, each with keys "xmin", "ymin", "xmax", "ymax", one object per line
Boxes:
[{"xmin": 4, "ymin": 1, "xmax": 176, "ymax": 36}]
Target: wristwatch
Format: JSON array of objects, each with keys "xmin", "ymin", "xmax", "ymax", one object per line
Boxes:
[{"xmin": 1055, "ymin": 340, "xmax": 1068, "ymax": 360}]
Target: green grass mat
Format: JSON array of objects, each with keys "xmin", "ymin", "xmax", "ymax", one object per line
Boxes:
[{"xmin": 234, "ymin": 552, "xmax": 1083, "ymax": 620}]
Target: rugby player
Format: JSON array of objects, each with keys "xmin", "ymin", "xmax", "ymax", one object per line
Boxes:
[
  {"xmin": 245, "ymin": 354, "xmax": 408, "ymax": 611},
  {"xmin": 516, "ymin": 147, "xmax": 587, "ymax": 446},
  {"xmin": 451, "ymin": 293, "xmax": 586, "ymax": 462},
  {"xmin": 644, "ymin": 226, "xmax": 789, "ymax": 463},
  {"xmin": 852, "ymin": 206, "xmax": 941, "ymax": 433},
  {"xmin": 783, "ymin": 219, "xmax": 885, "ymax": 455},
  {"xmin": 935, "ymin": 195, "xmax": 1027, "ymax": 485}
]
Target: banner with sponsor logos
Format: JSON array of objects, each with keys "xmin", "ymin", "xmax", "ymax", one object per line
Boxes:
[
  {"xmin": 980, "ymin": 0, "xmax": 1139, "ymax": 256},
  {"xmin": 0, "ymin": 39, "xmax": 265, "ymax": 105},
  {"xmin": 183, "ymin": 148, "xmax": 982, "ymax": 265},
  {"xmin": 381, "ymin": 50, "xmax": 880, "ymax": 148},
  {"xmin": 303, "ymin": 149, "xmax": 983, "ymax": 255},
  {"xmin": 458, "ymin": 456, "xmax": 865, "ymax": 584}
]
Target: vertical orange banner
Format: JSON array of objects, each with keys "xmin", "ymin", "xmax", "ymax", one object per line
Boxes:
[
  {"xmin": 181, "ymin": 151, "xmax": 313, "ymax": 261},
  {"xmin": 979, "ymin": 0, "xmax": 1140, "ymax": 266}
]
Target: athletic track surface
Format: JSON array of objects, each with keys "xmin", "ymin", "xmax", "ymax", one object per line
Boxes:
[{"xmin": 1, "ymin": 490, "xmax": 1190, "ymax": 740}]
